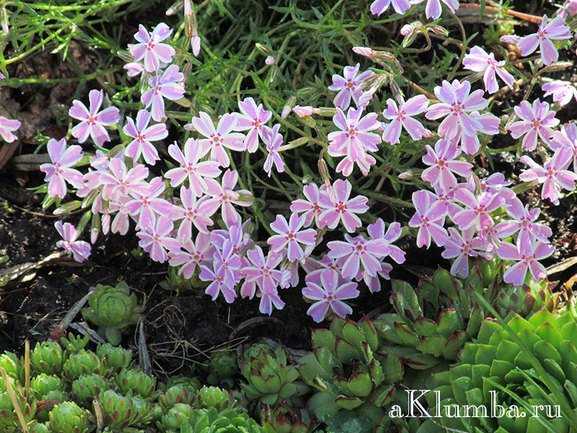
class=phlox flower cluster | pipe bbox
[39,3,577,323]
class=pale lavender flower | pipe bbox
[408,190,448,248]
[367,219,406,264]
[303,269,359,323]
[422,139,473,192]
[508,99,559,151]
[319,179,369,233]
[137,216,179,263]
[204,169,253,227]
[328,108,381,176]
[452,188,504,231]
[549,122,577,169]
[292,106,320,118]
[241,246,285,315]
[165,139,221,193]
[129,23,175,72]
[441,228,486,278]
[495,197,552,246]
[497,239,554,286]
[55,221,91,263]
[290,183,328,228]
[268,213,317,262]
[123,62,144,78]
[327,234,390,279]
[426,79,498,154]
[413,0,459,20]
[69,90,120,146]
[200,240,242,303]
[141,65,185,121]
[370,0,411,15]
[518,15,572,65]
[40,138,84,199]
[520,150,577,205]
[382,95,430,144]
[234,97,272,152]
[100,158,149,202]
[188,112,245,167]
[125,177,175,229]
[542,81,577,107]
[124,109,168,166]
[328,64,374,109]
[262,124,285,176]
[169,232,213,278]
[172,187,219,238]
[0,116,21,143]
[463,46,514,94]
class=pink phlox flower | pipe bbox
[110,198,131,236]
[290,183,328,228]
[431,183,463,220]
[40,138,84,199]
[463,46,514,94]
[303,255,343,285]
[69,89,120,146]
[188,112,246,167]
[520,149,577,205]
[234,97,272,152]
[262,124,285,177]
[549,122,577,170]
[497,238,554,286]
[204,169,253,227]
[124,109,168,165]
[508,99,559,151]
[441,227,487,278]
[413,0,459,20]
[123,62,144,78]
[518,15,572,65]
[426,79,498,154]
[328,108,381,176]
[319,179,369,233]
[408,190,448,248]
[327,233,391,280]
[267,213,317,262]
[125,176,175,229]
[136,216,179,263]
[165,139,221,193]
[495,197,552,246]
[141,65,185,121]
[172,187,219,239]
[200,239,242,303]
[129,23,175,72]
[169,232,213,279]
[241,246,285,315]
[367,219,406,264]
[328,64,374,109]
[370,0,411,15]
[422,138,473,191]
[0,116,21,143]
[382,95,430,144]
[279,261,300,289]
[476,173,513,197]
[452,187,504,231]
[302,269,360,323]
[542,81,577,107]
[100,157,149,202]
[211,222,254,259]
[55,221,92,263]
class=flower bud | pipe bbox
[292,106,319,118]
[352,46,376,60]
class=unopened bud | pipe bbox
[398,170,414,180]
[191,35,201,57]
[54,201,82,216]
[255,43,272,56]
[429,25,449,37]
[265,55,276,65]
[292,106,319,118]
[317,159,332,188]
[184,0,192,17]
[352,46,376,60]
[281,96,296,119]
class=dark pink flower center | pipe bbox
[450,103,464,115]
[286,231,296,241]
[346,126,358,139]
[345,80,355,90]
[336,201,347,213]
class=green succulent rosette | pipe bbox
[96,343,133,371]
[82,282,142,345]
[31,341,64,375]
[72,374,108,403]
[116,368,156,398]
[63,350,102,380]
[48,401,90,433]
[241,342,307,406]
[421,306,577,433]
[207,351,239,387]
